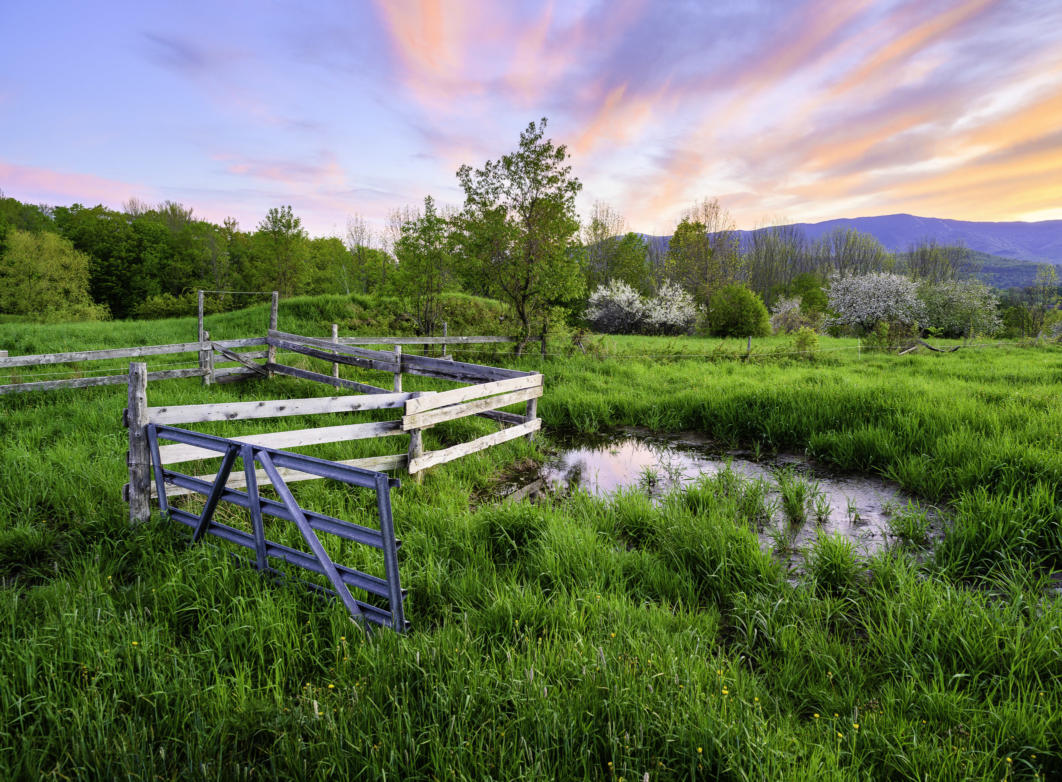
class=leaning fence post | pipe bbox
[126,362,151,524]
[331,323,340,378]
[442,321,448,358]
[406,390,423,485]
[393,345,402,392]
[267,291,279,377]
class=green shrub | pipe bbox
[706,284,770,338]
[792,326,819,357]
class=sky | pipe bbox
[1,0,1061,238]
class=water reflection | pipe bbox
[539,428,936,558]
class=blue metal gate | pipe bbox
[146,424,407,632]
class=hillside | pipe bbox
[645,213,1062,288]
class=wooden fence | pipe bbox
[117,329,541,521]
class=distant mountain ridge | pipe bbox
[754,214,1062,265]
[644,213,1062,289]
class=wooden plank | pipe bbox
[148,391,413,425]
[214,350,268,362]
[409,418,541,473]
[153,453,408,498]
[477,409,528,426]
[405,373,542,414]
[269,330,397,362]
[400,353,528,383]
[336,335,518,346]
[213,337,269,349]
[267,363,391,394]
[157,420,403,464]
[270,339,399,373]
[0,340,210,369]
[0,367,208,395]
[402,386,542,430]
[212,343,267,375]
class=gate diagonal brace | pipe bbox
[145,424,407,633]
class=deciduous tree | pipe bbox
[455,118,583,353]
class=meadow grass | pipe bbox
[0,299,1059,780]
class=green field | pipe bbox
[1,298,1059,780]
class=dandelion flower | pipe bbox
[813,714,820,719]
[697,748,702,754]
[328,684,335,689]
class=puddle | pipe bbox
[525,428,939,563]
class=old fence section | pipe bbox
[122,330,542,513]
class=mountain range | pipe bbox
[648,213,1062,289]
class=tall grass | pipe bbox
[0,299,1059,779]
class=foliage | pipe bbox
[827,272,922,333]
[253,205,309,297]
[900,239,970,282]
[390,196,456,336]
[770,297,821,334]
[665,199,741,307]
[792,326,819,357]
[455,118,584,351]
[0,229,108,321]
[918,279,1001,338]
[706,283,770,337]
[790,273,829,314]
[580,202,651,294]
[862,319,918,351]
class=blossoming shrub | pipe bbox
[642,280,698,335]
[585,279,698,335]
[706,284,770,338]
[827,272,922,333]
[584,279,646,334]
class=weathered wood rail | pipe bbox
[0,338,267,395]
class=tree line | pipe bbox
[2,118,1059,343]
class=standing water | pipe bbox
[531,428,937,558]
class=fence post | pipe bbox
[0,350,7,359]
[204,330,214,385]
[267,291,279,377]
[331,323,340,378]
[393,345,402,392]
[126,362,151,524]
[525,396,538,441]
[442,321,448,358]
[198,290,209,386]
[406,390,423,485]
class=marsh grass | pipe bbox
[1,300,1060,779]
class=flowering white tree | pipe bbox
[643,280,698,334]
[827,272,922,332]
[585,279,646,333]
[918,279,1001,337]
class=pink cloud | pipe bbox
[0,160,149,207]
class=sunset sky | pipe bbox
[2,0,1061,237]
